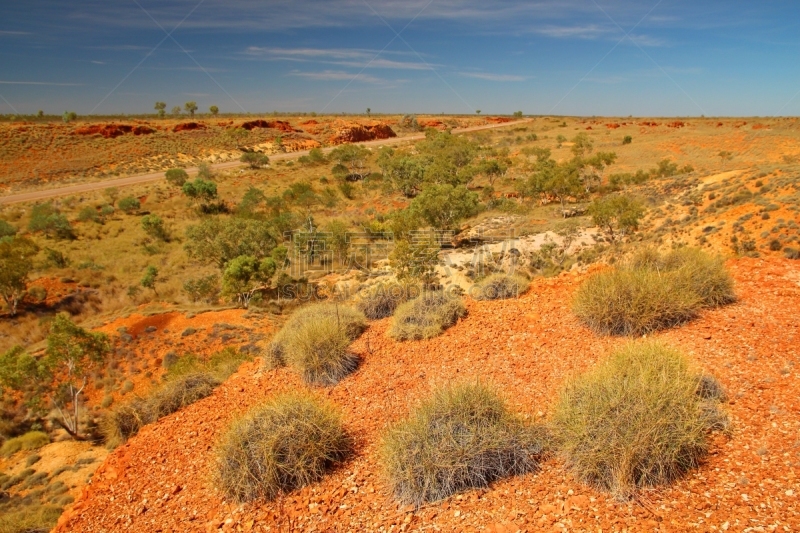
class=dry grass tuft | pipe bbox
[573,247,735,335]
[0,431,49,457]
[551,341,727,499]
[381,382,546,506]
[389,292,467,341]
[102,373,220,447]
[357,282,420,319]
[268,303,366,385]
[214,393,349,502]
[471,274,530,301]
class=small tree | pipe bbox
[0,220,17,238]
[104,187,120,206]
[118,196,141,214]
[44,314,110,439]
[209,105,219,116]
[62,111,77,123]
[410,184,480,231]
[240,152,270,169]
[0,236,39,315]
[0,346,42,392]
[184,101,198,117]
[171,106,182,116]
[28,203,74,240]
[221,254,278,308]
[623,135,632,145]
[141,214,169,241]
[366,107,371,117]
[182,179,218,207]
[165,168,189,187]
[589,194,645,242]
[329,144,370,181]
[513,111,523,118]
[476,110,481,115]
[140,265,159,295]
[389,238,440,285]
[154,101,167,118]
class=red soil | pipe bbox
[73,124,155,138]
[486,117,512,124]
[330,123,397,144]
[56,258,800,532]
[419,120,448,130]
[173,122,207,133]
[240,120,298,133]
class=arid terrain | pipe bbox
[0,113,799,533]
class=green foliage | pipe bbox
[389,238,440,284]
[282,181,320,212]
[240,152,270,169]
[214,393,349,502]
[573,248,736,335]
[44,247,69,268]
[184,217,278,269]
[589,194,645,241]
[623,135,632,145]
[62,111,77,123]
[0,236,39,315]
[0,220,17,238]
[472,274,529,300]
[45,314,110,372]
[154,101,167,118]
[552,341,726,499]
[28,203,74,239]
[0,346,42,391]
[410,184,480,230]
[390,291,466,341]
[182,178,218,206]
[141,214,169,241]
[182,274,219,303]
[209,105,219,115]
[221,254,278,307]
[140,265,159,294]
[117,196,141,214]
[165,168,189,187]
[323,219,350,258]
[184,101,198,116]
[381,382,544,506]
[652,159,679,178]
[513,111,523,118]
[329,144,371,180]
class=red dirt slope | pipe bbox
[56,258,800,532]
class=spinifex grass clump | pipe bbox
[357,282,420,320]
[381,382,546,506]
[573,247,735,335]
[472,273,530,301]
[389,291,466,341]
[552,341,728,499]
[215,393,349,502]
[267,303,367,385]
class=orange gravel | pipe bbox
[56,258,800,532]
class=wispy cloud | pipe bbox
[287,70,385,83]
[0,30,30,36]
[536,24,610,39]
[244,47,434,70]
[0,81,83,86]
[460,72,528,82]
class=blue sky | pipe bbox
[1,0,799,116]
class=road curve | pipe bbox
[0,119,530,205]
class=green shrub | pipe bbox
[471,274,529,301]
[77,206,100,223]
[0,431,49,457]
[27,203,74,239]
[552,341,727,499]
[165,168,189,187]
[118,196,141,213]
[356,282,420,319]
[573,248,735,335]
[389,291,467,341]
[215,393,349,502]
[381,382,545,506]
[269,303,366,360]
[0,219,17,238]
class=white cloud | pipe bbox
[287,70,385,83]
[0,81,83,86]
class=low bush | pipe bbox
[551,341,727,499]
[102,373,222,447]
[0,504,64,533]
[0,431,49,457]
[381,382,545,506]
[573,248,735,335]
[356,282,420,319]
[268,304,366,385]
[471,274,529,301]
[215,393,349,502]
[389,291,466,341]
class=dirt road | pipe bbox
[0,119,529,205]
